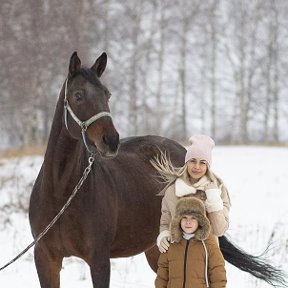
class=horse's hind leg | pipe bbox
[144,245,160,273]
[34,244,63,288]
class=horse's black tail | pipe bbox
[219,235,287,287]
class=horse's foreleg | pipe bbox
[89,252,111,288]
[34,244,63,288]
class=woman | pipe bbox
[151,134,231,253]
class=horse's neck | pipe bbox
[43,91,85,187]
[42,88,93,189]
[44,129,81,184]
[44,89,71,160]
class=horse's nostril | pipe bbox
[103,135,109,146]
[103,134,119,151]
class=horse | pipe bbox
[29,52,286,288]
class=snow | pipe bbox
[0,146,288,287]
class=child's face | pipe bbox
[180,215,199,234]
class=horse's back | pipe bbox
[119,135,186,161]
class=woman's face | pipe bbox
[180,215,199,234]
[187,158,208,181]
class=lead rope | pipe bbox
[0,155,95,272]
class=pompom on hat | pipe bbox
[185,134,215,166]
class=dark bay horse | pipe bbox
[29,52,286,288]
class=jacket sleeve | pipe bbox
[207,238,227,288]
[155,253,169,288]
[159,185,174,234]
[207,184,231,236]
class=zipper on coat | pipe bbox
[182,240,190,288]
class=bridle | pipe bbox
[63,78,112,154]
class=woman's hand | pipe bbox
[157,230,171,253]
[204,181,223,212]
[159,236,170,253]
[204,180,218,191]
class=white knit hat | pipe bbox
[185,134,215,166]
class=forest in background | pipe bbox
[1,0,288,150]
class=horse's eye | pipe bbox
[74,92,83,102]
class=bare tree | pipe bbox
[128,1,143,135]
[155,1,166,134]
[262,0,281,143]
[240,0,264,143]
[176,0,201,140]
[138,0,159,134]
[271,0,280,143]
[209,0,219,139]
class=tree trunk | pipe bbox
[271,0,279,143]
[210,0,218,139]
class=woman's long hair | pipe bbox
[150,150,218,196]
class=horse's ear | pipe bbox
[69,51,81,77]
[91,52,107,77]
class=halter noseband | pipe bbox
[63,79,112,154]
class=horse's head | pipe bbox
[63,52,119,158]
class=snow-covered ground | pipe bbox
[0,146,288,287]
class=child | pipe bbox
[151,134,231,253]
[155,197,227,288]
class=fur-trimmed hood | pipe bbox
[171,197,211,242]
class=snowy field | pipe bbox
[0,146,288,287]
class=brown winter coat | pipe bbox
[155,235,227,288]
[159,171,231,237]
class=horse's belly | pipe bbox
[110,208,161,257]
